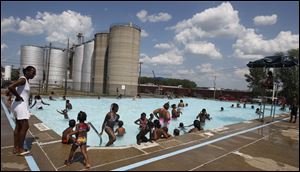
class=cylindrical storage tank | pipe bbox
[81,40,94,92]
[107,23,141,96]
[92,33,109,94]
[72,44,84,91]
[48,48,67,87]
[4,65,12,80]
[20,45,44,85]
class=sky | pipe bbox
[1,1,299,90]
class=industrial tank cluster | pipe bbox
[20,23,141,96]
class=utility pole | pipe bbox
[138,62,143,94]
[64,38,69,96]
[213,75,216,99]
[45,43,51,94]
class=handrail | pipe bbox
[88,122,102,146]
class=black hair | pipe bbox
[154,119,161,128]
[171,104,176,108]
[141,112,146,117]
[267,71,273,76]
[193,120,201,130]
[179,122,184,128]
[118,120,124,127]
[77,111,87,122]
[164,102,170,109]
[69,119,76,127]
[111,103,119,112]
[173,129,180,136]
[22,66,36,75]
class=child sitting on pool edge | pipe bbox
[62,119,76,144]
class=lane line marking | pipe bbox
[112,118,288,171]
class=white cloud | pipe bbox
[233,29,299,59]
[196,63,215,74]
[185,41,222,59]
[1,43,8,50]
[136,10,148,22]
[141,29,149,37]
[233,68,249,78]
[1,43,8,61]
[136,10,172,23]
[1,10,94,45]
[177,69,195,75]
[170,2,244,44]
[140,50,184,65]
[18,16,44,35]
[253,14,277,26]
[1,16,20,35]
[154,43,172,49]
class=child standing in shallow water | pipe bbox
[65,111,91,168]
[115,120,126,136]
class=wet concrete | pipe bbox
[1,97,299,171]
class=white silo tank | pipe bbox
[107,23,141,96]
[20,45,44,85]
[48,48,67,87]
[4,65,12,80]
[93,33,109,95]
[81,40,94,92]
[72,44,84,90]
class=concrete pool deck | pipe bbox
[1,99,299,171]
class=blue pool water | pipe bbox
[30,97,282,147]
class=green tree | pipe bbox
[244,49,299,102]
[276,49,299,103]
[244,68,265,96]
[139,76,197,88]
[11,68,20,81]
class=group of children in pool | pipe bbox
[60,100,212,168]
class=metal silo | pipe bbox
[20,45,44,85]
[47,48,67,87]
[4,65,12,81]
[107,23,141,96]
[81,40,94,92]
[92,33,109,94]
[72,44,84,90]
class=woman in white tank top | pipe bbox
[8,66,36,155]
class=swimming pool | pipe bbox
[30,97,282,147]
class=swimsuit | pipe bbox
[75,123,89,146]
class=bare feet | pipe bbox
[85,163,91,168]
[64,160,71,166]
